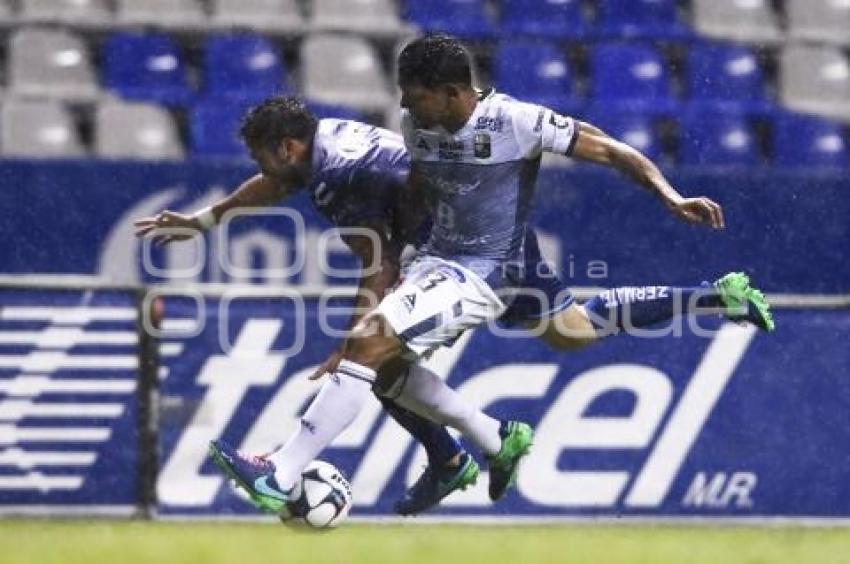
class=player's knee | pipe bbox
[372,356,410,398]
[539,305,598,352]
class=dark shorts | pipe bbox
[498,229,574,327]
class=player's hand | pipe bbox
[133,210,201,246]
[310,349,344,380]
[667,197,725,229]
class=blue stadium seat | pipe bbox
[204,34,287,101]
[307,102,367,122]
[596,0,691,39]
[103,32,193,107]
[493,41,580,114]
[773,113,849,168]
[404,0,495,40]
[190,99,254,157]
[687,42,772,115]
[500,0,587,40]
[584,111,662,161]
[590,43,678,115]
[679,111,760,166]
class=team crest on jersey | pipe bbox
[415,136,429,151]
[473,133,491,159]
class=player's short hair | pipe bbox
[398,33,472,89]
[239,96,318,149]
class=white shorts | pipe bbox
[375,255,507,358]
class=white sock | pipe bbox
[269,359,375,489]
[390,363,502,456]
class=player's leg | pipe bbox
[210,317,403,513]
[210,256,527,510]
[540,272,774,350]
[378,362,532,501]
[377,359,479,515]
[369,256,533,501]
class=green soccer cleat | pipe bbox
[487,420,534,501]
[394,452,480,516]
[715,272,775,332]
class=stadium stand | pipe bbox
[209,0,304,33]
[102,32,194,107]
[0,1,12,24]
[780,44,850,122]
[493,40,580,114]
[203,34,287,101]
[786,0,850,46]
[595,0,691,40]
[692,0,783,44]
[301,33,393,113]
[686,42,772,115]
[115,0,206,30]
[95,99,185,160]
[1,99,85,157]
[0,0,844,166]
[8,27,99,101]
[190,98,256,158]
[773,112,849,168]
[19,0,112,27]
[590,42,678,115]
[679,109,760,166]
[311,0,409,37]
[499,0,588,40]
[404,0,496,40]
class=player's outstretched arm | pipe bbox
[133,173,292,245]
[571,121,725,229]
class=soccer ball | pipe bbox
[281,460,352,529]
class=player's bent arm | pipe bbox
[343,226,402,331]
[570,121,725,228]
[571,121,683,207]
[309,226,402,379]
[391,165,431,245]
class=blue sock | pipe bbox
[378,397,463,467]
[583,283,722,335]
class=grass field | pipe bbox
[2,520,850,564]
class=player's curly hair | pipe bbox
[397,33,472,89]
[239,96,318,149]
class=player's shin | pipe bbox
[378,397,464,467]
[383,363,502,456]
[583,284,721,335]
[268,359,376,489]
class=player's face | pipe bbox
[250,141,308,185]
[399,82,451,129]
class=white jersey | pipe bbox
[401,88,579,265]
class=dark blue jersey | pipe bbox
[304,119,411,236]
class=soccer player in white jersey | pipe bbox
[208,35,774,516]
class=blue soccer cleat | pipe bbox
[209,439,291,514]
[394,452,480,516]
